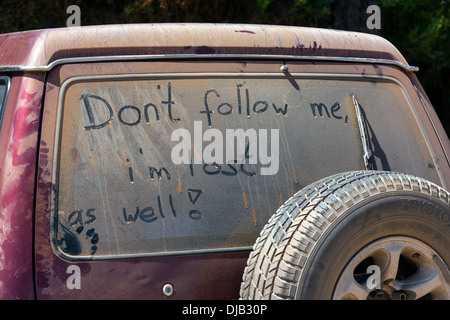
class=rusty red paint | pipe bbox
[0,76,43,299]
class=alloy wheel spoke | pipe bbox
[379,243,404,287]
[334,275,372,300]
[394,270,446,299]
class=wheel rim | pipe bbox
[333,236,450,300]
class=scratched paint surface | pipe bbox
[0,77,43,299]
[54,75,439,259]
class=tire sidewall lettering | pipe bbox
[298,194,449,299]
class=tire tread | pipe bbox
[239,170,450,300]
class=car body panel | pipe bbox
[0,24,448,299]
[0,75,44,299]
[0,24,411,69]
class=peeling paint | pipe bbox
[292,166,298,184]
[251,209,258,226]
[177,179,183,194]
[235,30,256,35]
[242,191,249,209]
[0,76,44,299]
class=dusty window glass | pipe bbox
[0,76,10,131]
[53,74,438,260]
[350,79,442,186]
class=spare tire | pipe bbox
[240,171,450,300]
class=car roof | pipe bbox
[0,23,416,72]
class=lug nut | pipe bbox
[391,291,407,300]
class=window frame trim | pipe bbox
[0,75,11,132]
[51,71,442,262]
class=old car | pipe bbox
[0,23,448,300]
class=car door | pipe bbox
[34,57,445,299]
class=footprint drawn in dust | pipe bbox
[75,225,99,255]
[62,208,100,256]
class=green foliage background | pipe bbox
[0,0,448,133]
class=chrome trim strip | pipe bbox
[0,76,11,131]
[54,245,254,262]
[0,54,419,72]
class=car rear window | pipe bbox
[52,73,440,260]
[0,76,10,131]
